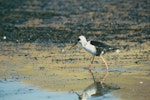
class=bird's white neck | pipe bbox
[82,41,87,47]
[80,40,88,47]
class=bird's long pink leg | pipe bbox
[88,56,95,69]
[100,55,109,84]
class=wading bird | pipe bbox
[70,35,119,83]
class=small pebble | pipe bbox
[116,49,120,53]
[3,36,6,40]
[139,81,143,84]
[62,49,65,53]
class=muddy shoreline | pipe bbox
[0,42,150,100]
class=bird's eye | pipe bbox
[78,38,80,41]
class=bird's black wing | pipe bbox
[90,41,112,49]
[90,41,117,55]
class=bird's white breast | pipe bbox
[83,41,97,55]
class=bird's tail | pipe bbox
[106,47,120,54]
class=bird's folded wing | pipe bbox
[90,41,112,49]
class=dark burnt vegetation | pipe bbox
[0,0,149,45]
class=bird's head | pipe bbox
[78,35,87,44]
[70,35,87,49]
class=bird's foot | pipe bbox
[100,79,105,88]
[100,78,105,84]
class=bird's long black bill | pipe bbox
[69,42,78,50]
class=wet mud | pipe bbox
[0,42,149,100]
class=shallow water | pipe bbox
[81,67,146,73]
[0,79,77,100]
[0,79,119,100]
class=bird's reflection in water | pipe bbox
[73,69,120,100]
